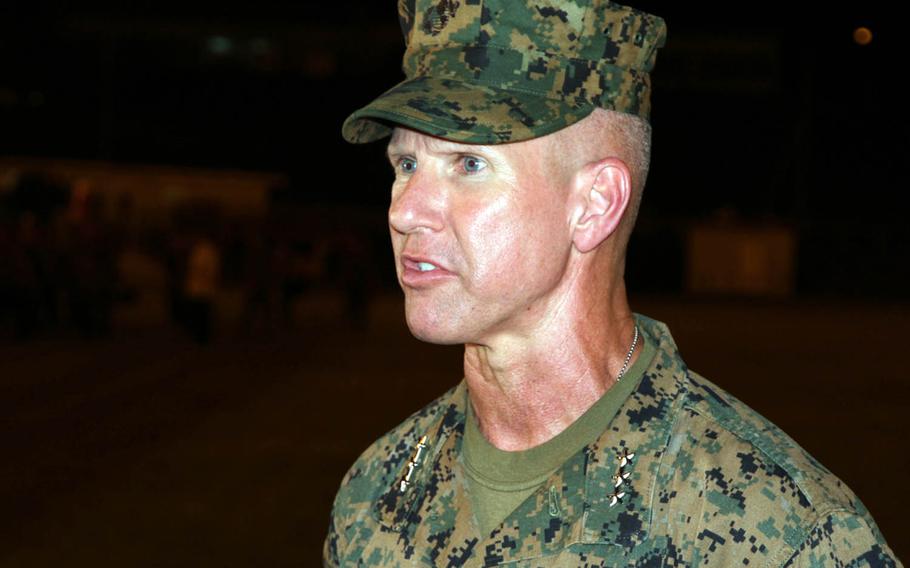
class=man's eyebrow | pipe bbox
[386,145,405,162]
[385,150,397,166]
[430,140,492,154]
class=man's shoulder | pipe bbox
[639,314,862,516]
[668,370,891,561]
[679,371,855,512]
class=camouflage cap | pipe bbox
[342,0,667,145]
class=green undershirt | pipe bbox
[462,335,656,535]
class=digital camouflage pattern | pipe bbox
[324,315,901,567]
[342,0,666,144]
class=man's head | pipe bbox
[386,107,650,344]
[343,0,664,344]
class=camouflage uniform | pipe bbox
[324,315,900,567]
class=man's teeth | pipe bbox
[417,262,437,272]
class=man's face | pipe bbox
[387,128,575,345]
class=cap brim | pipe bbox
[342,76,594,145]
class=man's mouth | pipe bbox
[400,256,453,285]
[402,256,445,273]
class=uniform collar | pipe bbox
[578,315,689,550]
[374,315,690,564]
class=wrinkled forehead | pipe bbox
[388,127,495,155]
[387,125,564,162]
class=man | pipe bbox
[325,1,901,566]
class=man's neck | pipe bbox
[463,283,640,452]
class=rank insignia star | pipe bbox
[612,470,631,487]
[609,490,626,507]
[618,448,635,467]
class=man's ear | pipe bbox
[571,157,632,253]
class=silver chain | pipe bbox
[616,325,640,381]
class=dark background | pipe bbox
[2,1,907,295]
[1,1,907,565]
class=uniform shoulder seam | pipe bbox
[680,371,854,517]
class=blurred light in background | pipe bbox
[207,35,233,56]
[853,26,873,46]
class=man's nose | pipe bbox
[388,171,445,235]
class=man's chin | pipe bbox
[404,315,466,346]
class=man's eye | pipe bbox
[462,155,486,174]
[398,157,417,174]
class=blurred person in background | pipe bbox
[66,191,116,338]
[2,173,69,339]
[182,232,220,344]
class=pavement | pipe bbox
[1,293,907,566]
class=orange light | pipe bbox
[853,27,873,46]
